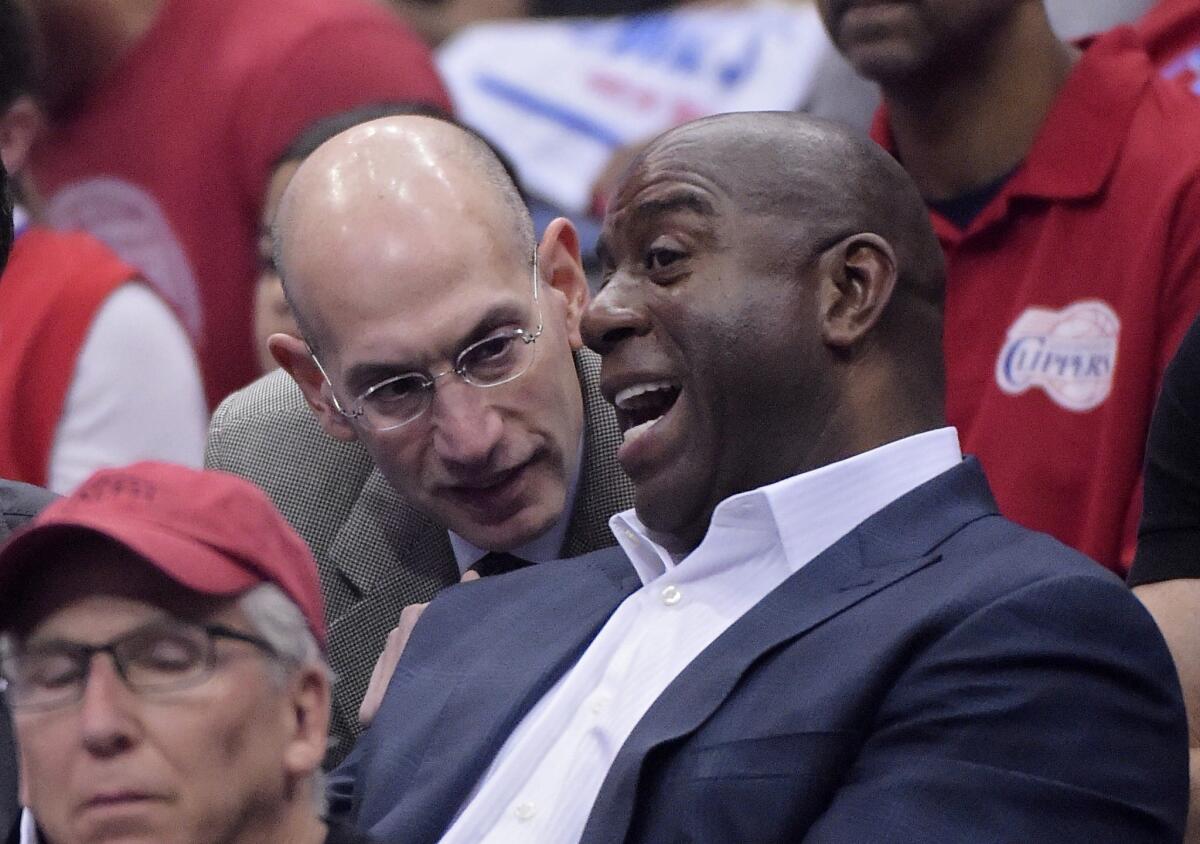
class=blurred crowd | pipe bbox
[2,0,1200,841]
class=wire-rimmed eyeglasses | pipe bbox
[311,252,544,432]
[0,619,278,712]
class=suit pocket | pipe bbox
[687,730,860,781]
[633,731,861,843]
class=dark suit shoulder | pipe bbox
[935,510,1128,599]
[404,546,634,665]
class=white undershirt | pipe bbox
[439,427,963,843]
[47,284,208,493]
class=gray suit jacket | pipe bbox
[206,349,633,762]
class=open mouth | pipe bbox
[614,380,681,444]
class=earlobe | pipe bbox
[269,333,359,442]
[538,218,592,350]
[817,234,899,349]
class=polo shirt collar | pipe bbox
[871,27,1153,210]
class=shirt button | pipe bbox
[590,695,608,714]
[514,802,537,821]
[661,585,682,606]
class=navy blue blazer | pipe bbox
[331,459,1188,842]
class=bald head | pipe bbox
[634,111,944,308]
[274,115,534,351]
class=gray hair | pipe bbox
[237,583,333,815]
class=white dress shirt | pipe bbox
[48,283,208,494]
[439,428,963,843]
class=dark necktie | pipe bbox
[469,551,535,578]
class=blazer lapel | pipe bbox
[580,459,1000,843]
[373,548,641,840]
[325,470,459,747]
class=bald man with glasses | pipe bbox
[211,115,633,762]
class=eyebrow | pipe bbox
[342,299,529,393]
[634,191,716,220]
[597,190,718,267]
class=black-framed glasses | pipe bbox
[311,252,544,432]
[0,619,277,711]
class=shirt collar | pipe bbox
[871,27,1152,212]
[611,427,963,586]
[449,435,585,575]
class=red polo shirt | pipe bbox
[871,26,1200,572]
[1140,0,1200,87]
[30,0,452,407]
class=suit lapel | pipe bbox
[580,459,1000,843]
[378,548,641,840]
[561,349,635,558]
[326,470,459,746]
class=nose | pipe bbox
[429,378,505,474]
[78,654,139,758]
[581,275,649,356]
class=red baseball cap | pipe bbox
[0,462,327,649]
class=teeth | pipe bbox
[615,380,676,410]
[622,418,660,444]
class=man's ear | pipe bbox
[815,233,899,349]
[536,217,591,350]
[281,665,332,784]
[0,96,42,176]
[269,333,358,442]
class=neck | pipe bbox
[40,0,166,118]
[235,806,327,844]
[220,779,329,844]
[882,7,1078,201]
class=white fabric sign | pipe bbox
[437,3,831,214]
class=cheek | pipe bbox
[147,685,289,817]
[363,433,430,497]
[14,719,72,804]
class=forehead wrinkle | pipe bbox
[608,169,724,243]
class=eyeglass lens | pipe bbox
[3,621,247,710]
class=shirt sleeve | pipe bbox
[231,13,453,210]
[48,284,209,494]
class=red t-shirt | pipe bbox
[0,228,137,487]
[1139,0,1200,86]
[871,27,1200,573]
[30,0,452,407]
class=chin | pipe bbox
[840,43,930,85]
[456,505,558,552]
[633,491,707,553]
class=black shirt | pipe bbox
[1128,312,1200,586]
[325,820,376,844]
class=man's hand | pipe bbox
[358,570,480,728]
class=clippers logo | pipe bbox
[995,300,1119,412]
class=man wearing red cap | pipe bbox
[0,462,368,844]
